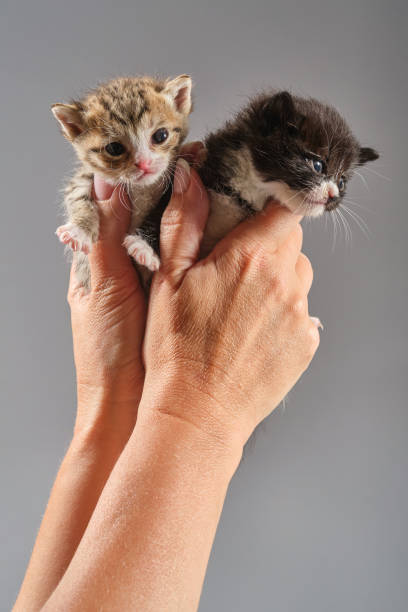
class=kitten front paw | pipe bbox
[56,223,93,254]
[310,316,324,330]
[123,234,160,272]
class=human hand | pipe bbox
[68,175,146,437]
[142,158,320,450]
[68,142,213,437]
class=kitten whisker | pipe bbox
[343,197,372,213]
[362,167,391,181]
[108,184,124,221]
[341,204,371,238]
[330,208,340,251]
[337,207,352,245]
[353,170,370,191]
[189,171,205,201]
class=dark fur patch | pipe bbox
[136,103,149,123]
[99,97,111,112]
[199,91,379,211]
[109,110,128,127]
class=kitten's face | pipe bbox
[52,75,192,188]
[247,92,379,216]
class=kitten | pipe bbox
[52,83,379,289]
[197,91,379,255]
[52,75,192,287]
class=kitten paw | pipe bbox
[56,223,92,254]
[123,234,160,272]
[310,316,324,330]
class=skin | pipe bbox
[15,146,319,611]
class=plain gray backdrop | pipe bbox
[1,0,407,610]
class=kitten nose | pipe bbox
[135,159,151,172]
[327,185,338,199]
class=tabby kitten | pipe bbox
[52,75,192,286]
[197,91,379,255]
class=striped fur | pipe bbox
[52,74,192,287]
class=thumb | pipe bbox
[159,159,209,285]
[88,175,137,289]
[92,174,131,242]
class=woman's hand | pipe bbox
[14,176,149,612]
[142,158,320,449]
[33,156,320,612]
[69,175,146,437]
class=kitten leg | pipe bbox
[123,233,160,272]
[57,172,98,254]
[56,222,92,254]
[310,316,324,330]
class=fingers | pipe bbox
[159,159,210,286]
[216,200,303,259]
[295,253,313,293]
[88,175,138,290]
[92,175,131,242]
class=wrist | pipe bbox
[74,381,142,444]
[138,374,247,468]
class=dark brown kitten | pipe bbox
[196,91,378,253]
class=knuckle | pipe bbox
[288,293,307,316]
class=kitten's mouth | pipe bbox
[307,199,326,207]
[132,169,160,184]
[306,197,340,211]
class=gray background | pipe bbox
[1,0,407,610]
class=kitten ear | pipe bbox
[264,91,297,128]
[163,75,192,115]
[51,103,85,141]
[358,146,379,165]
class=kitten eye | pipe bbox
[105,142,126,156]
[152,128,169,144]
[312,159,323,173]
[339,177,345,191]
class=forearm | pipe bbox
[14,396,138,612]
[42,390,243,611]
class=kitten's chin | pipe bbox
[266,181,325,217]
[283,198,325,217]
[129,171,163,188]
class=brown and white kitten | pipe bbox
[52,75,192,286]
[197,91,379,255]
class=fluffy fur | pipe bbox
[52,74,192,287]
[198,91,379,253]
[52,83,379,288]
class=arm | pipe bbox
[42,159,319,611]
[14,177,146,611]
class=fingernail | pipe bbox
[173,158,191,194]
[94,174,115,200]
[311,316,324,330]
